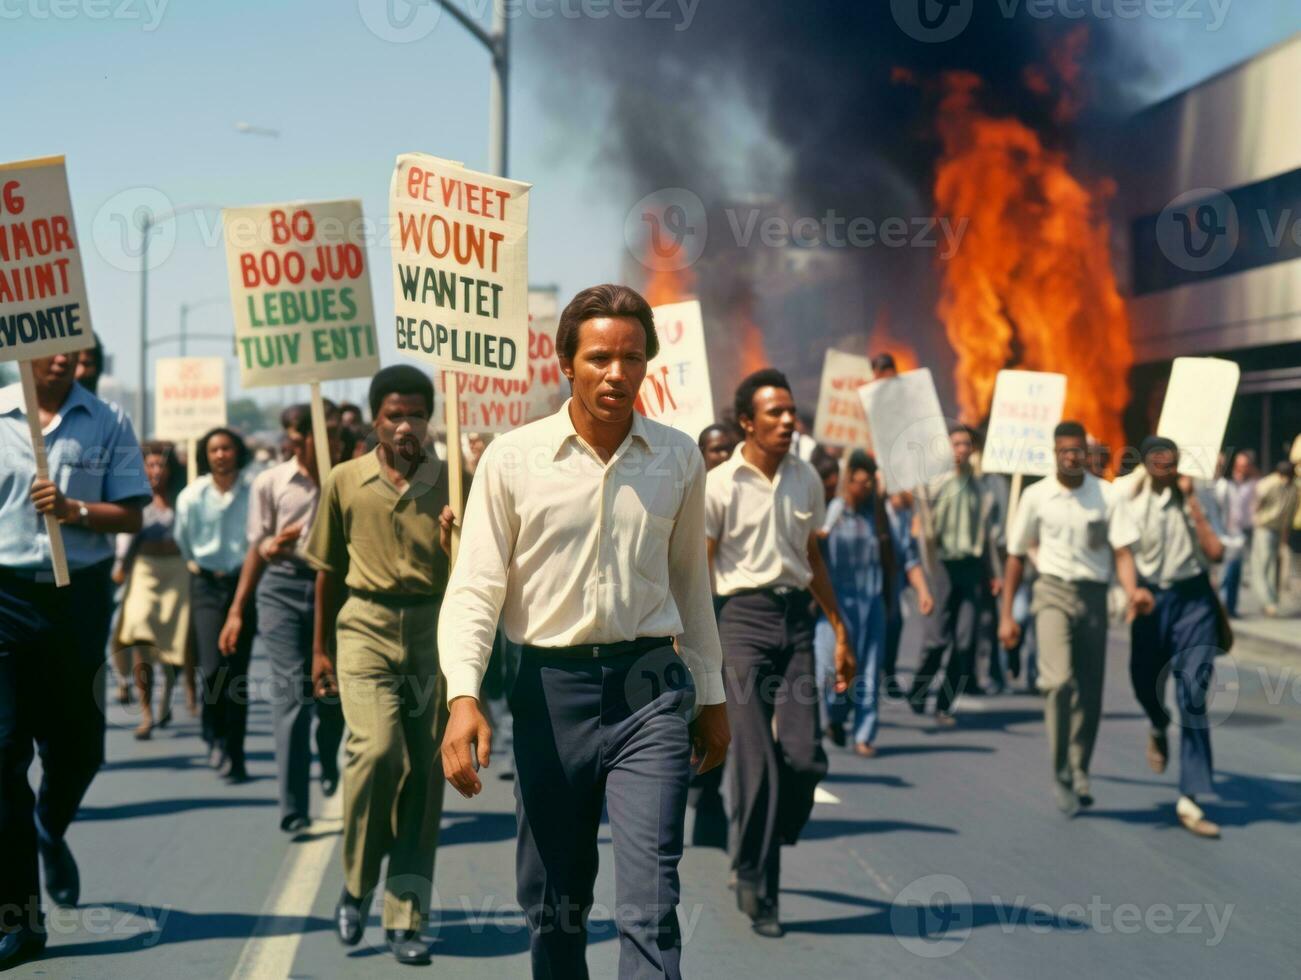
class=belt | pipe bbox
[0,558,112,586]
[1039,574,1108,591]
[266,562,318,581]
[523,636,673,660]
[348,588,442,608]
[726,586,808,599]
[1144,572,1213,596]
[196,567,238,582]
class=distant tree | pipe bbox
[227,397,269,434]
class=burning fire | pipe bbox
[932,37,1132,460]
[868,308,919,374]
[644,262,694,308]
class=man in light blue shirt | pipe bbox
[0,350,149,969]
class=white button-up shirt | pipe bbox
[1124,478,1224,588]
[438,402,724,706]
[1008,473,1138,584]
[704,447,826,595]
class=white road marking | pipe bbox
[847,847,892,897]
[229,791,344,980]
[813,786,842,805]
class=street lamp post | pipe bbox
[436,0,510,178]
[179,296,228,355]
[136,204,214,437]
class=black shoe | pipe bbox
[1078,792,1095,808]
[320,771,339,797]
[751,911,784,939]
[225,763,251,785]
[965,685,988,697]
[1054,784,1080,818]
[826,722,846,748]
[335,889,368,946]
[386,929,432,965]
[280,814,311,834]
[907,697,927,716]
[884,676,905,699]
[37,830,80,909]
[0,925,47,970]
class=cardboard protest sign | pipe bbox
[222,199,379,388]
[982,370,1067,476]
[1156,356,1240,481]
[390,153,531,380]
[859,367,953,493]
[439,288,566,433]
[813,350,874,449]
[635,299,713,438]
[0,157,92,364]
[153,357,226,441]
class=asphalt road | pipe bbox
[12,611,1301,979]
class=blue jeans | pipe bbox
[815,595,886,746]
[1218,536,1247,616]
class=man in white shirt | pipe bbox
[438,284,728,979]
[706,368,854,938]
[1125,436,1227,838]
[1000,421,1152,816]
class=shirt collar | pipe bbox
[0,379,94,419]
[730,443,798,484]
[545,399,652,459]
[359,445,445,499]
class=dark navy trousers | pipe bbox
[1129,574,1219,797]
[0,561,113,927]
[511,643,695,980]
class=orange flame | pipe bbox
[733,291,770,377]
[644,262,695,308]
[868,308,920,374]
[933,48,1131,459]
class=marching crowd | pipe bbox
[2,283,1299,975]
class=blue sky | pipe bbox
[4,1,1297,409]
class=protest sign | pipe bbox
[389,153,531,381]
[0,156,92,365]
[154,356,227,483]
[223,198,380,484]
[1,155,95,588]
[635,299,713,438]
[859,368,953,494]
[813,350,874,449]
[222,199,379,389]
[154,357,226,441]
[982,370,1067,476]
[439,288,566,433]
[1156,356,1240,481]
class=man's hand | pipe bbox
[218,614,243,657]
[1127,587,1156,622]
[258,522,303,561]
[30,478,73,522]
[438,505,457,557]
[690,703,730,774]
[990,578,1003,598]
[442,696,493,798]
[916,588,935,616]
[834,633,856,693]
[998,615,1022,650]
[311,647,338,699]
[1177,475,1195,498]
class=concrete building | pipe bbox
[1114,34,1301,467]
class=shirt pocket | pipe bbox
[611,485,676,587]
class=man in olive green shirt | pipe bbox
[908,423,998,724]
[305,365,454,967]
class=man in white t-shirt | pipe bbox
[999,421,1153,816]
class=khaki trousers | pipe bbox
[336,593,448,930]
[1032,576,1110,793]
